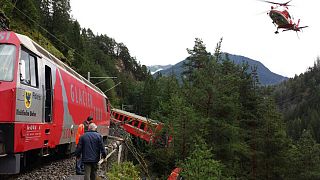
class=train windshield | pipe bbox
[0,44,15,81]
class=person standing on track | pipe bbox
[75,122,107,180]
[75,116,93,175]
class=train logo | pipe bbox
[24,90,32,108]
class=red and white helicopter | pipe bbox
[261,0,308,34]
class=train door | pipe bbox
[41,63,54,156]
[16,47,42,123]
[44,65,52,123]
[16,46,44,159]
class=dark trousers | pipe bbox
[84,162,98,180]
[76,156,84,174]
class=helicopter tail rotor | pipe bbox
[297,26,309,31]
[293,19,308,31]
[296,19,300,27]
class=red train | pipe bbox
[111,108,171,145]
[0,31,111,174]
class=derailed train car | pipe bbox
[111,108,172,146]
[0,31,111,174]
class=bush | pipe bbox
[106,162,140,180]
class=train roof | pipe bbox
[15,32,106,97]
[112,108,161,125]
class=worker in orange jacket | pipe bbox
[75,116,93,175]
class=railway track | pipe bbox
[1,155,76,180]
[0,136,126,180]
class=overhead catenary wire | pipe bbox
[3,0,120,93]
[3,0,77,57]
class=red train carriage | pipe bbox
[111,108,171,145]
[0,31,111,174]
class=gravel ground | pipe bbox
[7,156,110,180]
[0,127,128,180]
[6,156,79,180]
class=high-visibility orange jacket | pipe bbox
[76,124,85,145]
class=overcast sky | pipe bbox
[70,0,320,77]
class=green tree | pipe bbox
[180,138,224,180]
[296,130,320,179]
[50,0,72,56]
[285,130,320,179]
[253,97,290,179]
[13,0,40,28]
[182,38,210,82]
[38,0,53,34]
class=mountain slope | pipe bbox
[152,53,288,85]
[147,65,173,74]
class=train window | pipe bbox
[134,120,140,127]
[0,45,15,81]
[20,48,38,87]
[140,123,145,130]
[20,50,30,84]
[115,113,119,119]
[148,125,154,133]
[30,56,38,87]
[119,115,123,121]
[124,116,129,122]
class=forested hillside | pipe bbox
[154,53,288,85]
[2,1,320,179]
[1,0,149,105]
[274,58,320,142]
[135,38,320,179]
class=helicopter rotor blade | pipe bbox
[298,26,308,29]
[258,0,281,5]
[283,0,293,6]
[258,0,292,6]
[255,10,270,15]
[296,31,300,39]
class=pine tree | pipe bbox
[13,0,40,28]
[285,130,320,179]
[180,137,224,180]
[182,38,210,82]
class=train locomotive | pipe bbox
[0,31,110,174]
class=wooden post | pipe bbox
[117,144,122,164]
